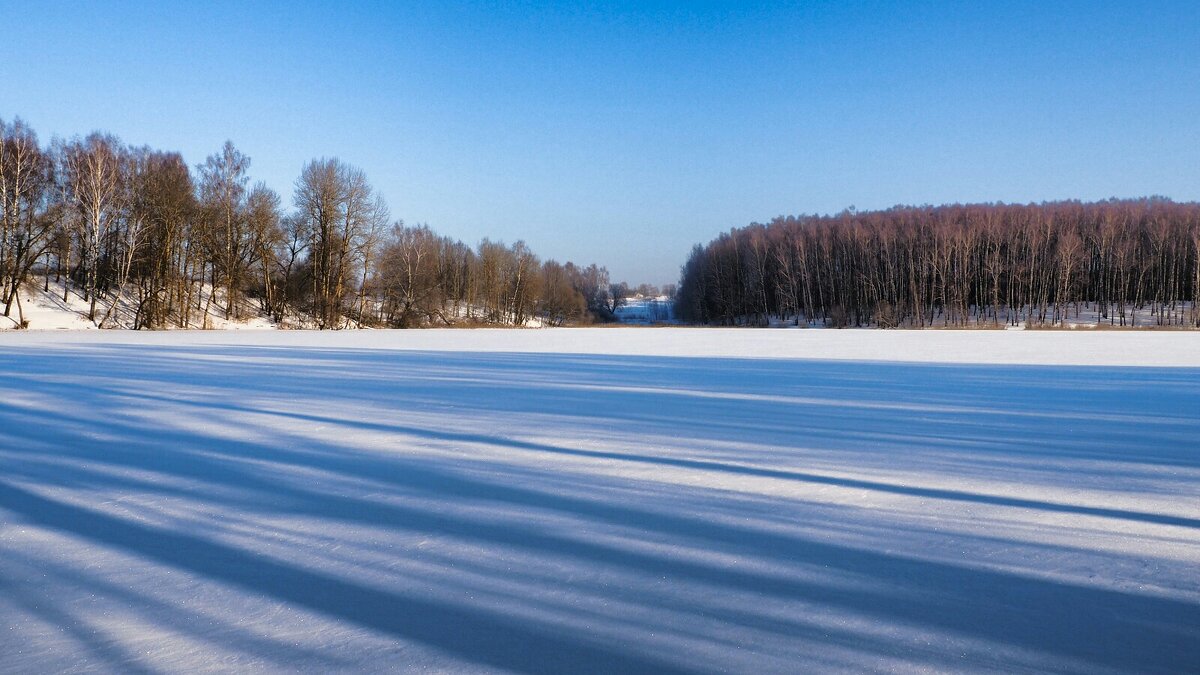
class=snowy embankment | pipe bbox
[1,329,1197,673]
[0,280,277,330]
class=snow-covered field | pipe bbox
[1,329,1198,673]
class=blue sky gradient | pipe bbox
[3,1,1198,284]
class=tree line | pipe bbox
[677,200,1200,327]
[0,117,632,329]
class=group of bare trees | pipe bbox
[678,199,1200,328]
[369,229,626,327]
[0,119,57,323]
[0,117,629,329]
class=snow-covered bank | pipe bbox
[1,331,1197,672]
[0,280,278,331]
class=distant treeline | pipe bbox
[0,117,636,329]
[677,199,1200,327]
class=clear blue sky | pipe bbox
[4,1,1198,285]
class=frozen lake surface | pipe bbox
[1,329,1198,673]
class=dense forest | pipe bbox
[0,118,635,329]
[678,200,1200,328]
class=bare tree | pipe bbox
[197,141,251,320]
[539,260,587,325]
[130,151,195,329]
[245,182,283,320]
[607,281,630,314]
[294,158,381,328]
[61,133,124,322]
[0,118,57,325]
[377,223,444,326]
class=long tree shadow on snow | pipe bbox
[0,343,1197,673]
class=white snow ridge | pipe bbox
[1,329,1198,673]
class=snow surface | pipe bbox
[0,281,98,330]
[1,329,1198,673]
[0,280,278,331]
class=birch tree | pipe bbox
[61,133,124,322]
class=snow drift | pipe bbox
[1,329,1197,673]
